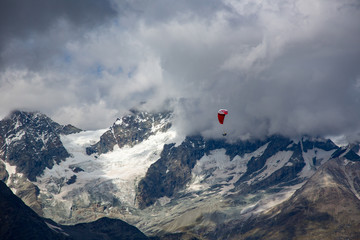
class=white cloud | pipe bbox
[0,0,360,140]
[53,101,119,130]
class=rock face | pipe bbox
[0,110,81,181]
[0,110,82,216]
[136,135,338,209]
[234,136,338,194]
[7,175,43,216]
[0,180,149,240]
[211,152,360,240]
[86,109,172,155]
[136,136,264,209]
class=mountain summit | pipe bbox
[0,110,81,181]
[86,109,172,155]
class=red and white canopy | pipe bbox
[217,109,228,124]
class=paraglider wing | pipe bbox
[218,109,228,124]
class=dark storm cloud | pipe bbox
[0,0,116,69]
[0,0,360,141]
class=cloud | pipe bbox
[0,0,360,140]
[0,0,116,69]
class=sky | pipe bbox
[0,0,360,141]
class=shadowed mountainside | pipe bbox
[0,180,149,240]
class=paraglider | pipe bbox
[218,109,228,136]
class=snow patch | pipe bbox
[188,143,269,194]
[5,130,26,145]
[114,118,123,125]
[248,151,293,184]
[157,196,171,206]
[4,161,17,176]
[300,148,336,179]
[14,119,23,129]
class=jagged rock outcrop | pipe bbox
[86,109,172,155]
[0,110,81,181]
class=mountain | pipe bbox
[0,110,81,181]
[2,109,360,239]
[0,180,149,240]
[86,109,172,155]
[211,152,360,240]
[0,110,82,215]
[135,135,340,239]
[136,135,338,210]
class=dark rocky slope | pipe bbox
[0,180,149,240]
[0,180,69,240]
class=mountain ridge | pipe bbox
[1,109,360,239]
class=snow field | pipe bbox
[300,147,337,179]
[188,143,269,194]
[36,128,178,207]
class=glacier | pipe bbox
[35,127,179,223]
[33,129,337,237]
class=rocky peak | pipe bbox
[300,136,339,152]
[86,109,172,155]
[0,110,81,181]
[331,142,360,162]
